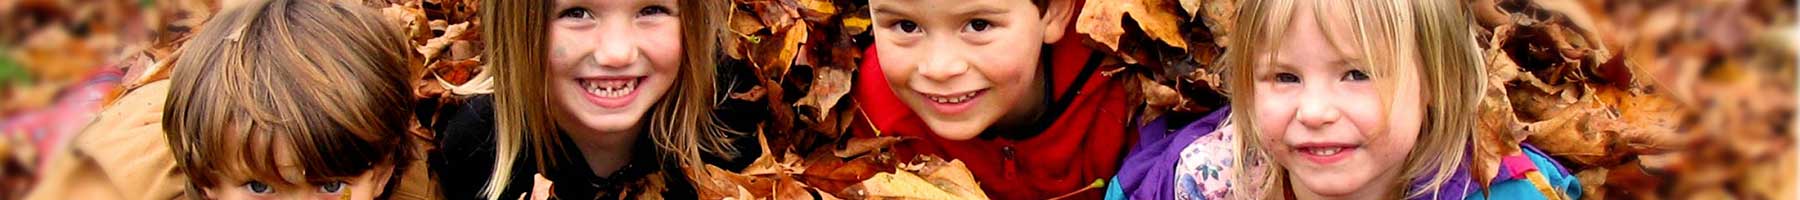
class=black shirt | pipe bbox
[429,95,697,200]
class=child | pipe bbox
[429,0,745,199]
[857,0,1133,198]
[1218,0,1579,199]
[160,0,423,199]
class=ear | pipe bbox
[1040,0,1078,44]
[370,164,397,197]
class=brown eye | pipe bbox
[965,19,992,32]
[894,20,921,33]
[558,8,593,19]
[638,6,672,17]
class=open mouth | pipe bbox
[921,89,984,104]
[580,77,639,98]
[1293,143,1360,164]
[576,77,643,108]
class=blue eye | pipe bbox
[318,181,347,194]
[1342,69,1369,81]
[1274,73,1300,83]
[243,181,274,194]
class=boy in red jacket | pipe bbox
[856,0,1133,198]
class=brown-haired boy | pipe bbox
[854,0,1134,198]
[159,0,424,199]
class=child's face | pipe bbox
[202,141,394,200]
[546,0,683,134]
[1251,1,1424,198]
[871,0,1053,140]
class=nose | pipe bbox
[917,39,970,81]
[592,23,637,68]
[1296,86,1341,128]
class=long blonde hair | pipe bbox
[479,0,735,198]
[1224,0,1482,199]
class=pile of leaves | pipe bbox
[1078,0,1797,199]
[1470,0,1796,199]
[692,0,999,198]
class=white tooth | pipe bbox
[1309,147,1341,156]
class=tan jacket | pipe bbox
[24,80,186,200]
[23,80,441,200]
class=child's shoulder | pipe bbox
[1467,143,1582,200]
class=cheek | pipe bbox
[876,47,914,89]
[645,24,683,73]
[547,28,588,72]
[972,38,1040,95]
[1252,85,1295,142]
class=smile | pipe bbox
[580,78,638,98]
[921,90,984,104]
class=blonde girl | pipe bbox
[430,0,741,199]
[1220,0,1525,199]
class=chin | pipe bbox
[922,120,985,141]
[577,114,644,133]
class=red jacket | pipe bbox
[851,28,1135,199]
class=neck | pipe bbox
[1288,173,1400,200]
[984,66,1052,139]
[563,127,639,177]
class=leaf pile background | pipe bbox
[1086,0,1799,199]
[0,0,1795,199]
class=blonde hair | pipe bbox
[479,0,735,198]
[1224,0,1482,199]
[162,0,415,197]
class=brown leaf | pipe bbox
[754,22,808,83]
[1075,0,1189,51]
[795,67,851,122]
[730,85,768,102]
[832,136,903,158]
[852,157,989,200]
[418,21,471,62]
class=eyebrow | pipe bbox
[872,4,912,18]
[1269,53,1360,72]
[955,5,1010,17]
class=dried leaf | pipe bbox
[795,67,850,122]
[833,136,903,158]
[1075,0,1189,51]
[852,157,988,200]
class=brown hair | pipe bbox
[161,0,415,196]
[480,0,735,198]
[1224,0,1481,199]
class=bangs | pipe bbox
[183,112,393,186]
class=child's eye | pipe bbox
[558,8,593,19]
[243,181,274,194]
[317,181,347,194]
[892,20,921,34]
[1342,69,1370,81]
[1274,73,1300,83]
[964,19,992,32]
[638,5,672,17]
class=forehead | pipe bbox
[1266,0,1363,67]
[872,0,1033,16]
[554,0,673,7]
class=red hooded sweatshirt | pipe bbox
[851,24,1135,199]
